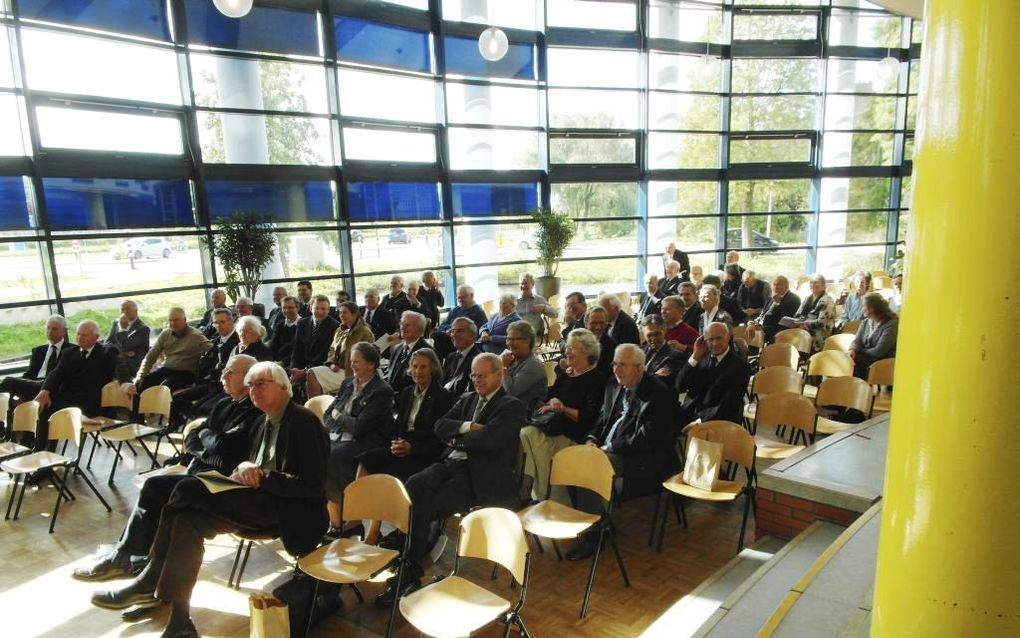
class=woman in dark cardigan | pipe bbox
[850,292,899,379]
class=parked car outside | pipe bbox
[110,237,172,261]
[726,229,780,250]
[387,228,411,244]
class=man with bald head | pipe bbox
[127,308,211,421]
[674,321,751,427]
[34,320,129,449]
[376,353,525,604]
[106,299,150,380]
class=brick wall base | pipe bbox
[755,488,859,540]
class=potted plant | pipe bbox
[203,212,277,302]
[531,208,575,299]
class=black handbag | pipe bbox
[272,573,342,638]
[529,410,566,437]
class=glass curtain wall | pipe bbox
[0,0,917,361]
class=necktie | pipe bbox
[708,356,718,370]
[366,309,373,324]
[605,389,631,444]
[256,418,275,469]
[47,345,57,371]
[82,349,89,362]
[472,396,489,422]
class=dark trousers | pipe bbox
[140,477,280,604]
[576,451,624,516]
[170,383,219,426]
[325,439,377,503]
[404,459,475,568]
[0,376,43,402]
[34,393,94,452]
[358,447,434,482]
[117,473,190,556]
[135,368,196,421]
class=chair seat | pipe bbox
[2,451,74,475]
[754,437,805,460]
[101,423,163,442]
[518,499,600,539]
[815,415,857,435]
[802,384,818,399]
[872,392,892,413]
[661,474,743,501]
[0,441,29,457]
[399,575,511,638]
[298,538,400,584]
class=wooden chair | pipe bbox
[652,421,756,552]
[743,366,803,428]
[774,328,812,357]
[867,358,895,416]
[2,407,111,532]
[299,474,412,637]
[823,333,856,354]
[814,376,873,435]
[614,291,631,312]
[400,507,533,638]
[99,385,172,485]
[518,445,629,618]
[543,359,558,387]
[840,319,862,335]
[0,391,8,427]
[753,392,818,459]
[82,381,137,468]
[543,321,562,350]
[304,395,333,425]
[483,299,496,316]
[872,274,893,290]
[803,350,853,398]
[0,399,36,461]
[758,342,799,370]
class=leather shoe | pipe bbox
[565,536,600,562]
[374,567,422,607]
[160,617,198,638]
[91,586,158,610]
[73,553,133,582]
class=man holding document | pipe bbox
[89,361,328,638]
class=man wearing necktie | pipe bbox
[385,311,429,393]
[375,353,525,605]
[675,322,752,429]
[91,362,327,638]
[0,315,71,420]
[441,317,481,395]
[288,294,340,388]
[640,315,687,388]
[569,343,677,561]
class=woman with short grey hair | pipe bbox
[478,293,521,354]
[232,316,273,361]
[501,320,547,414]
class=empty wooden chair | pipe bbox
[400,507,532,638]
[758,342,799,370]
[823,333,856,354]
[743,367,804,427]
[518,445,628,618]
[774,328,812,356]
[543,359,558,387]
[304,395,333,425]
[867,358,895,415]
[2,407,111,533]
[99,385,172,485]
[0,400,37,461]
[814,376,873,435]
[803,350,853,398]
[652,421,756,552]
[840,319,862,335]
[753,392,818,459]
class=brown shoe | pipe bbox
[73,553,133,582]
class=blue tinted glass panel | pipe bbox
[43,178,193,230]
[185,0,318,56]
[18,0,171,40]
[0,176,32,230]
[444,36,535,80]
[336,18,430,72]
[451,183,538,217]
[207,181,333,223]
[346,182,440,222]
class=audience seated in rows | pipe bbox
[640,315,688,387]
[385,311,430,393]
[418,271,445,329]
[737,270,772,320]
[702,274,747,325]
[600,293,641,346]
[479,294,521,354]
[658,259,683,297]
[676,322,753,428]
[0,315,71,417]
[850,292,899,378]
[697,284,735,333]
[758,275,801,342]
[288,294,340,388]
[106,299,150,380]
[306,301,374,398]
[635,274,662,324]
[361,288,398,340]
[789,273,837,351]
[838,271,871,330]
[265,286,288,339]
[580,306,617,378]
[664,242,691,283]
[380,276,413,326]
[722,250,746,279]
[722,264,742,299]
[659,295,700,356]
[677,282,703,329]
[197,289,228,338]
[442,317,481,395]
[561,291,588,341]
[499,320,548,414]
[127,307,210,421]
[232,315,274,362]
[432,285,488,359]
[171,309,237,424]
[296,280,314,317]
[267,296,300,363]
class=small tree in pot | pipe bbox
[203,212,277,302]
[531,208,575,299]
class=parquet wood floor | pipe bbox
[0,439,752,637]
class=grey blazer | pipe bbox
[851,318,898,359]
[501,355,547,414]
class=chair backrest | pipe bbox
[547,295,560,314]
[873,274,893,290]
[549,444,615,502]
[807,350,853,378]
[458,507,528,586]
[759,342,799,369]
[304,395,333,425]
[686,420,755,470]
[774,328,812,354]
[543,359,558,387]
[101,381,132,409]
[48,406,83,443]
[343,474,412,534]
[815,376,873,414]
[823,333,856,354]
[867,357,895,387]
[483,300,496,316]
[545,321,562,344]
[751,366,803,397]
[731,325,747,341]
[614,291,631,311]
[840,320,861,335]
[755,392,817,435]
[138,385,172,418]
[0,392,9,423]
[11,400,39,435]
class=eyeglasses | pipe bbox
[246,380,276,390]
[469,372,498,380]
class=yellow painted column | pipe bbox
[872,2,1020,635]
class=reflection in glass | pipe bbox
[551,183,638,219]
[547,0,636,31]
[549,89,640,129]
[729,180,811,213]
[44,178,194,230]
[550,137,635,164]
[649,93,722,131]
[1,240,48,306]
[649,1,723,43]
[448,128,544,170]
[648,181,719,217]
[442,0,541,32]
[730,96,815,131]
[726,214,810,247]
[648,132,720,169]
[730,138,812,164]
[649,52,722,92]
[732,58,818,93]
[349,227,444,274]
[733,13,818,40]
[191,54,328,113]
[446,83,541,127]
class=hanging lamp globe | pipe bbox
[213,0,254,19]
[478,27,509,62]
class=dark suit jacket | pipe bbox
[323,375,395,454]
[682,303,704,330]
[587,373,678,497]
[720,294,747,325]
[266,306,283,339]
[442,344,481,396]
[360,305,398,340]
[186,396,263,474]
[658,276,682,298]
[381,291,412,325]
[609,312,641,346]
[106,319,150,380]
[298,301,311,318]
[385,339,429,393]
[420,288,445,325]
[232,340,275,362]
[634,294,661,323]
[42,343,121,417]
[435,388,525,507]
[268,322,298,363]
[289,315,340,370]
[257,402,329,556]
[669,249,691,282]
[760,291,802,340]
[393,381,455,463]
[675,349,751,425]
[596,333,618,378]
[561,316,586,343]
[196,333,240,384]
[643,343,687,387]
[25,339,72,380]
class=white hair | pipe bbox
[458,284,474,296]
[47,314,68,329]
[615,342,646,366]
[244,361,292,398]
[499,293,516,306]
[235,296,253,307]
[598,293,622,310]
[390,275,404,286]
[77,319,100,336]
[236,315,266,339]
[121,299,138,311]
[473,352,503,374]
[401,310,427,332]
[226,353,257,376]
